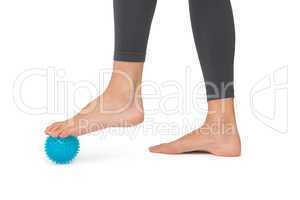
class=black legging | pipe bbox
[113,0,235,101]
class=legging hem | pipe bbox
[207,94,235,101]
[114,51,146,62]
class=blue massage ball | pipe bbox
[45,136,80,164]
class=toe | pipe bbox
[52,125,66,137]
[148,144,161,153]
[45,122,61,134]
[45,124,55,134]
[45,122,65,137]
[58,128,76,138]
[149,143,181,154]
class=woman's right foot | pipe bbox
[45,61,145,137]
[45,91,144,137]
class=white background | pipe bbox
[0,0,299,199]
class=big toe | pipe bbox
[45,122,65,137]
[149,143,181,154]
[59,127,77,138]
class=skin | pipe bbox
[45,61,241,157]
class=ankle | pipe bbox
[204,104,239,137]
[105,61,143,104]
[207,98,236,121]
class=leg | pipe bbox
[114,0,157,62]
[150,0,241,156]
[45,0,157,137]
[190,0,235,100]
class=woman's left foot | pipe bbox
[149,106,241,157]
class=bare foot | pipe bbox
[149,120,241,157]
[149,98,241,157]
[45,61,144,137]
[45,92,144,137]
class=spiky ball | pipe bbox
[45,136,80,164]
